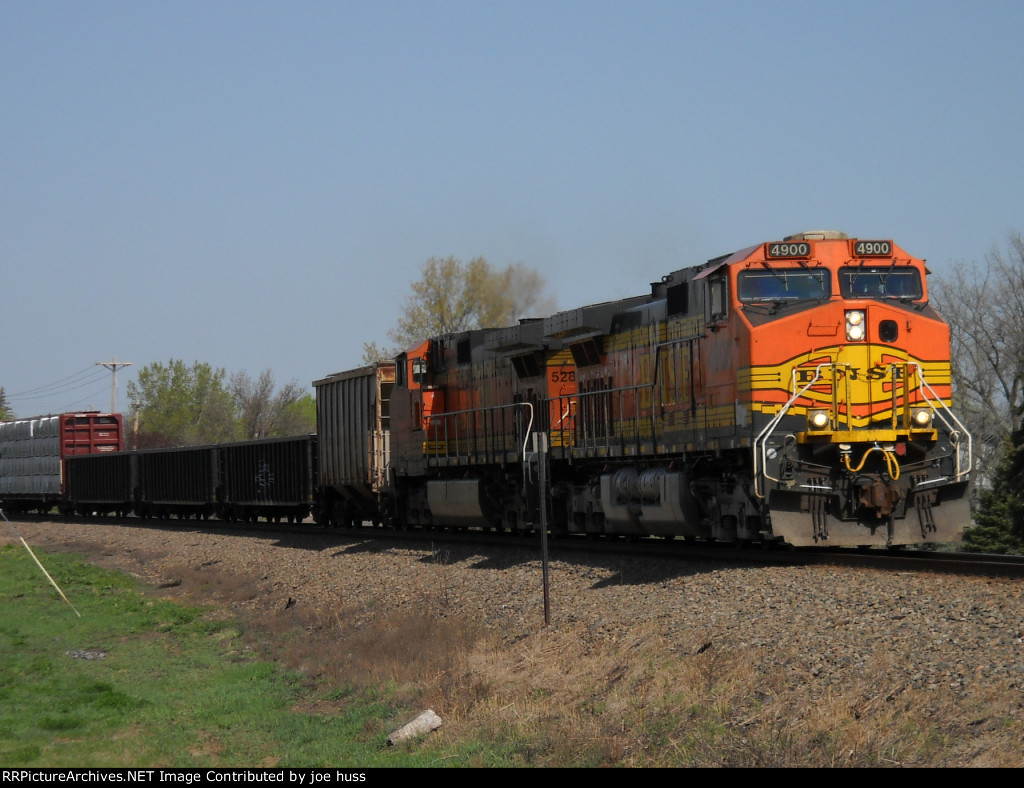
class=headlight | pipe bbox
[846,310,866,341]
[911,408,933,427]
[808,410,831,430]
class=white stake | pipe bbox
[2,511,81,617]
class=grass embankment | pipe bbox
[3,542,1022,767]
[0,544,510,768]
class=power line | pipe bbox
[7,367,103,399]
[5,360,134,415]
[61,382,117,413]
[7,369,110,404]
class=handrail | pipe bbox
[753,361,973,498]
[753,363,829,498]
[519,403,534,461]
[571,382,657,455]
[425,402,535,464]
[907,363,973,481]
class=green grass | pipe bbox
[0,544,510,768]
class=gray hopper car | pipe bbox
[313,363,394,527]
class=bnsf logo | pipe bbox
[795,366,906,383]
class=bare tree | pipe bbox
[230,369,310,439]
[363,256,556,363]
[932,232,1024,483]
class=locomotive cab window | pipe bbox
[738,269,830,303]
[839,267,923,300]
[707,274,728,321]
[412,357,428,385]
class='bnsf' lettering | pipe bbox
[796,366,905,383]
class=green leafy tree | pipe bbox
[962,427,1024,554]
[363,256,556,362]
[0,387,11,421]
[127,360,238,448]
[230,369,314,438]
[276,394,316,436]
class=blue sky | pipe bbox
[3,0,1022,417]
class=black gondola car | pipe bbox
[135,445,219,519]
[64,451,135,517]
[218,435,317,523]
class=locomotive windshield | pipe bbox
[737,268,830,302]
[839,267,923,300]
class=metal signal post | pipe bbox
[534,431,551,626]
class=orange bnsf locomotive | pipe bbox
[378,231,971,546]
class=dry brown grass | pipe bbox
[236,592,1023,767]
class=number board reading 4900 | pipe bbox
[854,240,892,256]
[766,241,811,258]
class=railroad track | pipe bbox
[10,511,1024,579]
[793,545,1024,576]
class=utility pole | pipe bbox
[96,358,133,414]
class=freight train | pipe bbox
[0,413,316,523]
[1,231,973,547]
